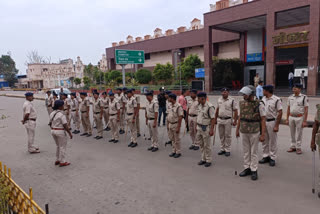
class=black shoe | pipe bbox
[163,123,166,126]
[269,159,276,167]
[239,168,252,177]
[109,139,115,142]
[174,153,181,158]
[96,136,103,140]
[113,140,119,143]
[225,152,231,157]
[128,142,134,147]
[69,128,72,130]
[94,136,99,139]
[80,133,88,136]
[131,143,138,148]
[218,151,226,155]
[318,192,320,199]
[169,153,176,157]
[75,130,80,134]
[119,130,124,134]
[198,160,206,166]
[251,171,258,181]
[72,130,77,134]
[151,147,159,152]
[137,133,141,138]
[94,126,97,129]
[204,162,212,167]
[148,147,154,151]
[86,134,92,137]
[259,157,270,164]
[193,146,199,150]
[148,138,151,141]
[189,145,195,150]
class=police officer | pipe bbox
[196,92,215,167]
[52,91,58,108]
[115,88,126,134]
[286,84,309,155]
[92,91,104,140]
[60,93,71,128]
[126,89,138,147]
[132,88,141,137]
[108,92,121,143]
[236,85,266,181]
[187,89,199,150]
[259,85,282,167]
[215,88,238,157]
[167,93,184,158]
[70,93,80,134]
[145,91,159,152]
[21,92,40,154]
[165,90,172,145]
[79,92,92,137]
[49,100,73,167]
[101,92,110,131]
[46,90,53,115]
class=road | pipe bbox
[0,95,319,214]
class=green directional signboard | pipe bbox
[115,49,145,64]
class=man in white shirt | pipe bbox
[288,71,294,89]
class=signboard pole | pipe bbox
[121,65,126,86]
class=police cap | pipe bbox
[197,92,207,98]
[25,92,33,97]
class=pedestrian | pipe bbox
[254,73,261,88]
[286,84,309,154]
[157,87,167,126]
[101,92,111,131]
[236,85,266,181]
[46,90,53,115]
[196,92,215,168]
[259,85,283,167]
[126,89,138,148]
[300,70,306,89]
[187,89,199,150]
[288,71,294,89]
[132,88,141,137]
[92,91,104,140]
[21,92,40,154]
[60,93,71,128]
[108,92,120,143]
[79,92,92,137]
[145,91,159,152]
[310,104,320,199]
[115,88,126,134]
[70,93,80,134]
[215,88,238,157]
[256,81,263,100]
[49,100,73,167]
[167,93,184,158]
[178,89,189,132]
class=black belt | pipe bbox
[127,113,133,116]
[219,117,232,120]
[81,111,87,113]
[267,118,276,122]
[104,107,108,109]
[27,118,36,121]
[189,114,197,117]
[240,118,260,123]
[169,122,178,124]
[94,112,101,114]
[148,118,155,120]
[110,114,117,116]
[71,110,77,112]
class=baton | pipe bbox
[235,137,240,175]
[312,151,316,194]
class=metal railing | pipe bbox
[0,162,47,214]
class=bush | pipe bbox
[152,63,174,83]
[108,70,122,84]
[179,54,204,80]
[136,69,152,84]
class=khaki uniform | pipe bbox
[195,102,215,163]
[51,97,58,108]
[217,97,237,152]
[187,98,199,146]
[50,110,68,163]
[109,99,120,140]
[166,100,172,134]
[287,93,309,149]
[254,76,260,87]
[80,97,92,134]
[92,98,103,137]
[239,100,266,171]
[69,98,80,131]
[62,98,71,127]
[167,103,184,154]
[46,95,54,115]
[23,100,38,152]
[262,95,282,160]
[314,106,320,191]
[115,93,126,130]
[101,97,110,128]
[134,95,141,135]
[126,97,138,143]
[146,99,159,148]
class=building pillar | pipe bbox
[239,32,246,63]
[204,26,213,93]
[265,12,276,86]
[307,0,320,96]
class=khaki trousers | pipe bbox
[188,117,198,146]
[241,132,260,171]
[70,111,80,130]
[93,113,103,137]
[263,121,278,160]
[289,116,303,149]
[110,117,119,140]
[47,106,53,115]
[126,115,137,143]
[136,112,140,134]
[103,108,109,127]
[24,120,38,152]
[148,120,158,148]
[195,125,212,163]
[51,130,68,163]
[81,112,92,134]
[168,123,181,154]
[119,110,125,130]
[218,120,232,152]
[318,150,320,191]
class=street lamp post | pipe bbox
[174,50,182,91]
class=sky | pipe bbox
[0,0,217,74]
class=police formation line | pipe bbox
[21,84,320,193]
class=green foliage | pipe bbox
[74,77,81,86]
[83,63,94,80]
[152,63,174,83]
[136,69,152,84]
[82,76,91,89]
[179,54,203,80]
[0,55,18,87]
[0,175,10,213]
[108,70,122,83]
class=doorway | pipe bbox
[249,69,256,86]
[276,65,293,87]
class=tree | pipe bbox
[179,54,203,80]
[74,77,81,88]
[108,70,122,83]
[152,63,174,83]
[25,50,51,65]
[136,69,152,84]
[83,76,91,89]
[0,55,18,87]
[84,63,95,81]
